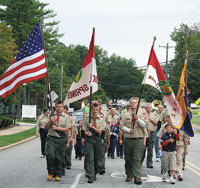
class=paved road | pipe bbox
[0,134,200,188]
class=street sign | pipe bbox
[195,97,200,108]
[47,91,58,102]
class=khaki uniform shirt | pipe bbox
[148,111,159,132]
[120,109,148,138]
[37,114,49,129]
[99,110,108,123]
[48,112,68,137]
[158,110,167,123]
[107,114,119,124]
[176,130,189,146]
[83,114,106,132]
[66,115,75,137]
[105,124,110,138]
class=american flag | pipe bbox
[0,21,47,98]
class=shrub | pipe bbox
[0,116,13,128]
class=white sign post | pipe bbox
[22,105,37,120]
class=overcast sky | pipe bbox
[41,0,200,67]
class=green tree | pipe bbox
[99,54,143,102]
[169,23,200,102]
[0,22,17,75]
[0,0,63,111]
[0,23,18,108]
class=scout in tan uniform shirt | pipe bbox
[120,97,148,185]
[36,107,50,158]
[175,130,188,181]
[61,106,75,175]
[83,102,105,183]
[142,104,158,168]
[45,100,69,182]
[98,99,109,174]
[107,108,119,125]
[155,104,165,161]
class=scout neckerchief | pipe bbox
[55,114,60,126]
[131,113,135,128]
[92,116,98,128]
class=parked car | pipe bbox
[72,110,83,121]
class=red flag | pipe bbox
[143,46,182,127]
[0,21,47,98]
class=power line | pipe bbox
[159,2,200,46]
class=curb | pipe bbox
[0,135,37,151]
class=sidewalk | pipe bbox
[0,123,37,151]
[0,122,36,136]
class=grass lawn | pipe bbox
[191,116,200,126]
[0,127,36,147]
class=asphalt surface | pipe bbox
[0,123,200,188]
[0,133,200,188]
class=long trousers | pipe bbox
[46,135,66,176]
[75,139,82,159]
[154,130,161,158]
[124,138,144,178]
[40,128,48,156]
[110,136,117,158]
[84,136,101,180]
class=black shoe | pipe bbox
[120,156,123,159]
[147,165,153,168]
[99,171,104,175]
[88,179,93,183]
[79,158,82,160]
[66,166,71,169]
[62,172,65,176]
[111,156,114,159]
[94,176,97,181]
[134,178,142,185]
[126,175,132,182]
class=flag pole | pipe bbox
[88,27,95,124]
[40,18,54,114]
[136,36,157,115]
[184,27,188,89]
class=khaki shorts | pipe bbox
[162,151,176,171]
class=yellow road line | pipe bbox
[186,165,200,176]
[186,161,200,171]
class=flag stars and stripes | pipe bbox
[0,21,47,98]
[16,22,43,61]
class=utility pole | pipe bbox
[159,43,175,80]
[61,64,63,100]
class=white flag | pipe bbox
[64,29,98,105]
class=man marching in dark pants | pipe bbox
[120,97,148,185]
[36,107,49,158]
[83,102,105,183]
[45,100,69,181]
